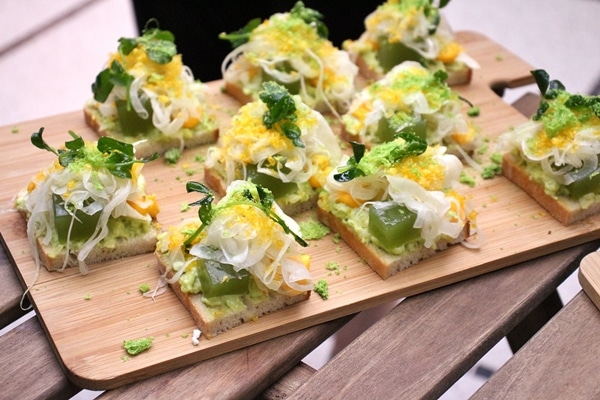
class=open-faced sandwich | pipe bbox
[205,81,342,215]
[343,0,479,84]
[499,69,600,225]
[84,20,218,158]
[155,180,312,339]
[15,128,160,275]
[317,134,478,279]
[341,61,479,155]
[219,1,358,116]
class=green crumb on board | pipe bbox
[459,172,476,187]
[138,283,151,294]
[332,233,341,244]
[164,148,181,165]
[299,219,330,240]
[83,293,92,300]
[123,337,154,355]
[314,279,329,300]
[325,261,341,275]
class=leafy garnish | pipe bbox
[531,69,566,121]
[183,181,307,247]
[290,1,329,39]
[219,18,261,48]
[259,82,304,148]
[333,141,367,182]
[219,1,329,48]
[531,69,600,122]
[334,132,427,182]
[92,19,176,105]
[119,19,176,64]
[31,127,158,179]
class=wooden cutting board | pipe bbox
[2,31,599,390]
[579,251,600,311]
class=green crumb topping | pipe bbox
[481,152,503,179]
[164,148,181,165]
[314,279,329,300]
[138,283,151,293]
[325,261,341,275]
[459,172,476,187]
[299,219,330,240]
[123,337,154,355]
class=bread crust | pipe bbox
[317,204,470,280]
[354,54,472,86]
[155,250,310,339]
[502,152,600,225]
[222,81,254,106]
[83,107,219,158]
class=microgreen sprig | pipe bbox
[290,1,329,39]
[31,127,158,179]
[219,1,329,48]
[334,132,427,182]
[218,18,261,48]
[92,19,176,105]
[183,181,307,247]
[259,81,304,148]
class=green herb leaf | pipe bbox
[30,127,157,179]
[183,181,307,248]
[334,133,427,182]
[219,18,261,48]
[334,141,366,182]
[94,20,175,105]
[184,181,215,246]
[120,19,177,64]
[259,82,304,148]
[290,1,329,39]
[92,60,134,103]
[31,127,58,156]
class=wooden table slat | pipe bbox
[97,316,352,400]
[0,316,81,400]
[471,291,600,399]
[0,233,29,329]
[286,241,599,400]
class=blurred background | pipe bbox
[1,0,599,398]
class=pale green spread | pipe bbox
[44,217,152,258]
[199,278,269,318]
[179,260,203,294]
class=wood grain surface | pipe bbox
[471,291,600,399]
[579,250,600,311]
[1,31,599,390]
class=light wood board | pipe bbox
[579,251,600,311]
[2,31,599,390]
